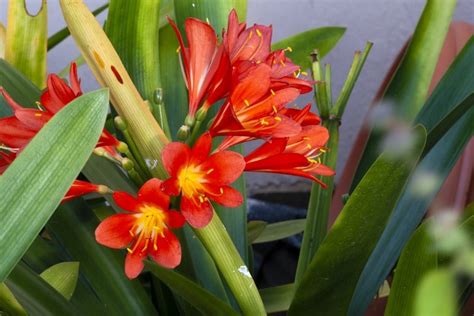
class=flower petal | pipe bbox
[125,248,146,279]
[201,151,245,184]
[162,142,191,177]
[113,191,139,212]
[206,185,243,208]
[138,178,170,209]
[95,213,136,249]
[161,177,180,196]
[150,230,182,269]
[191,132,212,165]
[166,210,186,228]
[180,197,213,228]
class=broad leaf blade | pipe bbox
[0,282,27,316]
[40,262,80,301]
[272,27,346,69]
[146,261,239,316]
[289,126,426,316]
[0,89,109,282]
[5,0,47,88]
[351,0,457,190]
[253,219,306,244]
[413,269,457,316]
[385,222,437,316]
[349,36,474,315]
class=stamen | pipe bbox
[244,99,250,107]
[301,71,308,76]
[286,46,293,52]
[260,118,269,126]
[206,168,214,174]
[272,105,278,114]
[320,148,327,153]
[280,60,286,66]
[219,187,224,194]
[129,230,135,237]
[176,46,181,53]
[302,137,310,140]
[199,195,205,203]
[270,89,276,96]
[34,113,42,117]
[256,29,262,37]
[126,248,133,254]
[306,144,312,149]
[274,116,282,122]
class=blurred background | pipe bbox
[1,0,473,194]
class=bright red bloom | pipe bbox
[161,133,245,228]
[95,179,185,279]
[169,17,232,116]
[209,63,302,138]
[244,125,335,187]
[223,9,272,64]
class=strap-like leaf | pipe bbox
[260,283,294,314]
[253,219,305,244]
[272,27,346,70]
[146,261,239,316]
[349,37,474,315]
[0,89,109,282]
[289,126,426,316]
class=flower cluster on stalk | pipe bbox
[0,9,334,279]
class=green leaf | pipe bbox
[40,262,80,301]
[385,221,437,316]
[288,126,426,316]
[351,0,457,191]
[272,27,346,70]
[0,58,41,116]
[422,93,474,154]
[5,262,80,315]
[0,23,5,59]
[247,221,267,243]
[106,0,170,135]
[253,219,305,244]
[146,261,239,316]
[349,37,474,315]
[413,269,457,316]
[5,0,47,88]
[48,3,109,51]
[0,282,27,316]
[260,283,294,314]
[0,89,109,282]
[47,200,158,315]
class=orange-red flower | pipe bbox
[244,125,335,187]
[223,9,272,64]
[169,17,232,117]
[95,179,185,279]
[209,63,302,138]
[161,133,245,228]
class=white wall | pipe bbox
[1,0,473,193]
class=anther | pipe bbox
[126,248,133,254]
[176,46,181,53]
[270,89,276,96]
[206,168,214,174]
[256,29,262,37]
[301,71,308,76]
[272,105,278,114]
[244,99,250,107]
[274,117,282,122]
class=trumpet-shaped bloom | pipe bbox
[161,133,245,228]
[209,63,302,138]
[169,17,232,117]
[95,179,185,279]
[244,125,335,187]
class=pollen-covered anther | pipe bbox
[274,116,282,122]
[206,168,214,174]
[256,29,262,37]
[244,99,250,107]
[301,71,308,76]
[260,118,269,126]
[176,46,181,53]
[270,89,276,96]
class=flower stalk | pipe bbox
[59,0,169,179]
[295,43,372,285]
[194,212,266,315]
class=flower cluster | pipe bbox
[0,10,334,279]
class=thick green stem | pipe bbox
[193,212,265,315]
[295,119,339,285]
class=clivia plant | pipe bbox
[0,0,472,315]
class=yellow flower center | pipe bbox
[127,205,167,254]
[177,164,207,201]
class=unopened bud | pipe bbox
[196,108,208,121]
[117,141,129,154]
[184,115,195,127]
[93,147,106,157]
[121,158,134,171]
[114,116,127,131]
[153,88,163,104]
[177,125,190,141]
